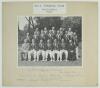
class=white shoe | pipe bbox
[65,60,68,62]
[57,59,59,61]
[33,60,36,62]
[28,59,31,61]
[52,60,55,62]
[42,59,45,61]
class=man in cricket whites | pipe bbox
[52,39,60,61]
[37,39,45,61]
[46,39,53,61]
[60,38,68,61]
[67,27,73,40]
[28,39,37,61]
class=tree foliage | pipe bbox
[18,16,82,44]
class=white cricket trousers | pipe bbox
[76,46,79,59]
[59,49,68,61]
[28,49,37,61]
[46,50,53,61]
[37,50,45,61]
[52,50,60,61]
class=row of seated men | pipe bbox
[20,27,79,61]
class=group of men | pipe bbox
[21,26,79,62]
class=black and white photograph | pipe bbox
[18,16,82,66]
